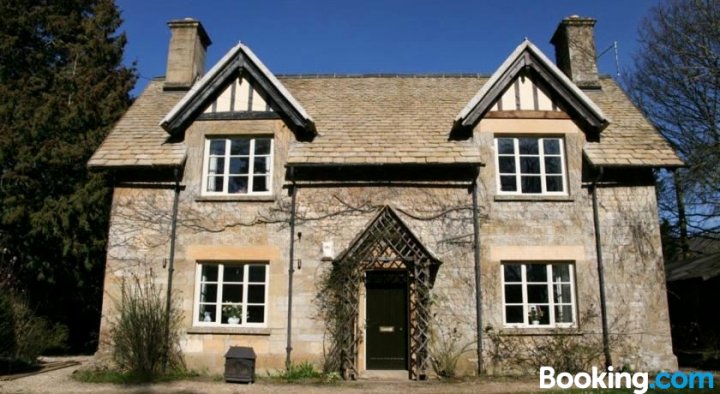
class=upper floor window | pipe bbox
[202,137,273,195]
[194,262,268,327]
[502,262,576,327]
[495,137,566,195]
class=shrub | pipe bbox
[270,361,322,380]
[110,272,183,380]
[10,296,68,364]
[0,292,15,358]
[429,326,474,378]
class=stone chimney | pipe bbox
[164,18,211,90]
[550,16,600,89]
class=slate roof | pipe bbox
[584,80,683,167]
[88,75,683,168]
[282,75,485,165]
[88,79,186,167]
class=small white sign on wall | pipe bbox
[322,241,334,260]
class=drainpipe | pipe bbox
[591,167,612,369]
[164,167,181,370]
[285,168,297,369]
[472,180,483,375]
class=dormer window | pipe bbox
[202,136,273,195]
[495,137,567,195]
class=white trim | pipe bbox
[192,262,269,328]
[455,39,606,124]
[201,136,274,196]
[500,262,577,328]
[160,42,313,131]
[494,136,568,196]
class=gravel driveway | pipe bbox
[0,357,541,393]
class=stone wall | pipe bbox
[97,115,676,375]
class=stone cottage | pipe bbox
[89,16,682,379]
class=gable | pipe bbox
[201,73,276,116]
[454,40,607,133]
[161,43,315,137]
[489,72,560,112]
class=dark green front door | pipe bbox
[365,271,408,370]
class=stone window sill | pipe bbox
[494,194,574,202]
[186,326,272,336]
[194,195,276,203]
[494,327,583,336]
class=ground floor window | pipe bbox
[194,262,268,326]
[502,262,575,327]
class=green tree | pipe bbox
[628,0,720,246]
[0,0,135,352]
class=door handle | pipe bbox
[379,326,395,333]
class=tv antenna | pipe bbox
[597,41,621,78]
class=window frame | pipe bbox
[500,262,577,328]
[494,136,568,196]
[193,262,269,328]
[201,136,274,196]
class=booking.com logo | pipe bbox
[540,366,715,394]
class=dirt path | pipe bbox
[0,357,541,393]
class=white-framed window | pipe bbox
[494,137,567,195]
[501,262,576,327]
[194,262,268,327]
[202,137,273,195]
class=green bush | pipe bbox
[110,272,184,380]
[0,292,15,358]
[10,296,68,364]
[270,361,322,380]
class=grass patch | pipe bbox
[264,361,341,383]
[71,368,203,384]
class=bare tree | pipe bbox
[627,0,720,243]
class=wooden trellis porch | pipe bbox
[332,206,441,380]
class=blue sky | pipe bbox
[116,0,657,96]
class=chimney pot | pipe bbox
[550,16,600,89]
[165,18,211,90]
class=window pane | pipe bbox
[500,176,517,192]
[247,305,265,323]
[252,176,269,192]
[497,138,514,154]
[543,139,560,154]
[255,138,272,155]
[223,284,243,303]
[201,265,218,282]
[555,305,573,323]
[199,284,217,303]
[504,264,522,282]
[527,285,548,303]
[230,139,250,155]
[224,265,244,282]
[521,176,541,193]
[520,157,540,174]
[208,157,225,175]
[249,265,266,282]
[546,176,563,192]
[253,157,269,175]
[230,157,249,174]
[209,140,225,155]
[504,284,522,303]
[207,176,224,193]
[228,176,248,193]
[554,284,572,303]
[199,304,216,323]
[248,285,265,303]
[526,265,547,282]
[552,265,570,282]
[505,306,524,323]
[519,138,539,154]
[544,157,562,174]
[498,157,515,174]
